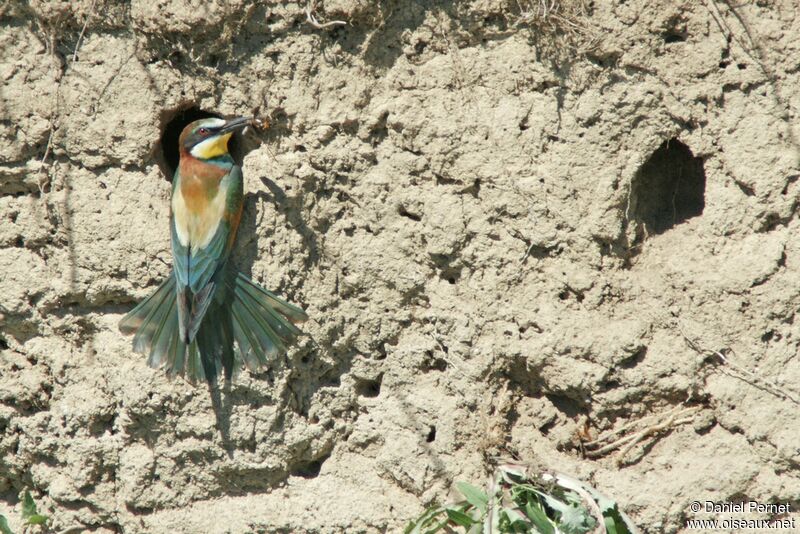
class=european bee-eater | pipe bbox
[119,117,307,383]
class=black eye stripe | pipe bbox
[197,125,221,134]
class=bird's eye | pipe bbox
[198,127,209,135]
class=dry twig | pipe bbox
[30,14,65,217]
[430,326,466,374]
[679,325,800,406]
[72,0,98,62]
[584,405,700,465]
[514,0,599,51]
[305,0,346,29]
[37,128,54,194]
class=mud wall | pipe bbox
[1,1,799,532]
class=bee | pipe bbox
[574,416,595,457]
[249,116,270,131]
[250,98,270,132]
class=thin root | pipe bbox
[584,405,700,465]
[306,0,347,29]
[72,0,98,62]
[679,324,800,406]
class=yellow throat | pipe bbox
[191,132,233,160]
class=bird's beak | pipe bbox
[219,116,253,134]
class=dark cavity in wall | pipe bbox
[627,138,706,252]
[290,449,332,479]
[663,15,688,44]
[154,105,247,181]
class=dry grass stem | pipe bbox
[514,0,599,51]
[72,0,98,62]
[584,406,700,465]
[679,326,800,406]
[306,0,346,29]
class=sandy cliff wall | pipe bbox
[1,1,799,532]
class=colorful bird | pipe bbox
[119,116,307,383]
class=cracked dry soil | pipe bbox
[2,1,800,533]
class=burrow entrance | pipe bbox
[154,105,246,181]
[626,138,706,253]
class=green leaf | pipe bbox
[558,504,596,534]
[603,505,633,534]
[405,506,446,534]
[446,508,476,527]
[20,492,48,526]
[0,515,14,534]
[26,514,48,526]
[554,472,638,534]
[455,482,488,513]
[539,492,571,516]
[562,490,584,507]
[524,499,555,534]
[503,507,529,526]
[594,491,636,534]
[498,507,531,533]
[498,463,527,485]
[403,506,442,534]
[21,492,37,521]
[605,516,620,534]
[404,507,430,534]
[467,505,483,522]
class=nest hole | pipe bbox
[426,425,436,443]
[355,374,383,398]
[628,138,706,247]
[663,16,688,44]
[290,450,331,479]
[154,105,245,181]
[663,29,687,44]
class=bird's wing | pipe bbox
[172,166,243,343]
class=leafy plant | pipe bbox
[405,463,638,534]
[0,491,49,534]
[0,515,12,534]
[21,491,48,527]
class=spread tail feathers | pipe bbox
[119,272,307,383]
